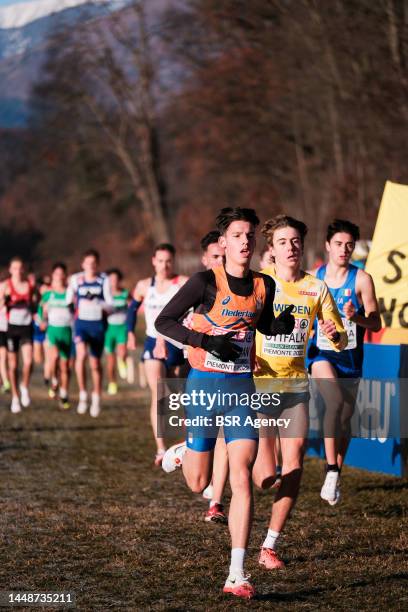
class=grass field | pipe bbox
[0,375,407,611]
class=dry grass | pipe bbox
[0,376,407,611]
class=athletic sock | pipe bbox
[230,548,245,574]
[210,500,221,508]
[79,390,87,402]
[59,388,68,400]
[51,376,58,387]
[91,392,100,404]
[327,464,339,472]
[263,529,280,550]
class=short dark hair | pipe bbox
[262,215,308,246]
[200,230,221,252]
[106,267,123,281]
[154,243,176,256]
[9,256,24,266]
[52,262,67,273]
[326,219,360,243]
[82,248,100,262]
[215,207,260,235]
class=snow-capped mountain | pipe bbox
[0,0,105,30]
[0,0,129,126]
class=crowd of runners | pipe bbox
[1,208,381,600]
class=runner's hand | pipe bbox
[153,337,168,360]
[269,305,295,336]
[343,299,356,320]
[127,331,136,351]
[202,331,241,362]
[318,319,339,341]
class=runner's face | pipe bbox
[9,261,24,278]
[153,250,174,277]
[259,247,274,269]
[52,268,66,285]
[202,242,225,269]
[109,273,120,291]
[82,255,98,275]
[220,221,255,266]
[326,232,355,266]
[271,227,303,269]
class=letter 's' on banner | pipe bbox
[366,181,408,337]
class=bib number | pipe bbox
[9,308,32,326]
[316,317,356,350]
[204,327,253,373]
[262,318,310,358]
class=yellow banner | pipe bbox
[366,181,408,330]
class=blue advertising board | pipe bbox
[307,344,406,476]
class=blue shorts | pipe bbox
[185,369,258,452]
[74,320,105,359]
[33,322,46,344]
[141,336,185,368]
[307,354,362,379]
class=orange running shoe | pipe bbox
[223,572,255,599]
[204,503,227,524]
[259,547,285,570]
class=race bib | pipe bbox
[108,311,127,325]
[316,317,356,350]
[204,327,253,373]
[78,300,103,321]
[49,308,72,328]
[262,317,310,358]
[9,308,32,326]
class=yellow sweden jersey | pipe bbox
[255,268,347,388]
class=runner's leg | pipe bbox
[144,358,167,454]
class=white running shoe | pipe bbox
[10,397,22,414]
[90,394,101,418]
[223,570,255,599]
[328,484,341,506]
[202,483,214,500]
[77,399,88,414]
[320,470,340,502]
[20,385,31,408]
[162,442,187,473]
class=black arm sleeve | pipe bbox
[155,272,213,347]
[256,274,276,335]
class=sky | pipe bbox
[0,0,38,6]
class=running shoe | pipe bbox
[77,399,88,415]
[48,386,57,399]
[154,449,166,467]
[1,380,10,393]
[202,483,214,500]
[59,397,71,410]
[90,394,101,418]
[223,571,255,599]
[117,359,127,380]
[20,385,31,408]
[320,470,340,503]
[328,483,341,506]
[10,396,22,414]
[259,547,285,570]
[204,503,227,524]
[162,442,187,473]
[107,382,118,396]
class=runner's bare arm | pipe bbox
[0,281,6,308]
[346,270,381,331]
